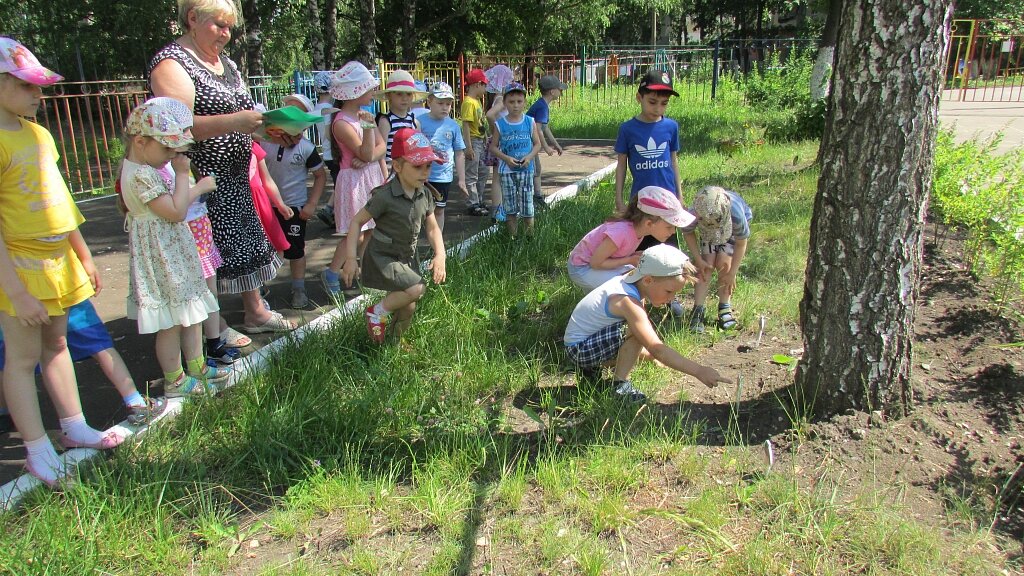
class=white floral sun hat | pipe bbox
[126,97,195,150]
[329,61,378,101]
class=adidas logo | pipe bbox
[634,137,667,159]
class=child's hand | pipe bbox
[82,259,102,295]
[554,144,564,156]
[628,252,642,267]
[11,292,49,327]
[276,204,294,219]
[431,254,446,284]
[696,366,732,388]
[615,198,626,213]
[170,154,191,174]
[195,175,217,195]
[357,110,375,125]
[543,146,553,156]
[351,158,367,169]
[340,259,359,287]
[299,202,316,221]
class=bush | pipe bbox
[742,53,813,110]
[766,98,826,142]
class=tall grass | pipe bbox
[0,134,1011,574]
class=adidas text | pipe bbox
[635,158,671,170]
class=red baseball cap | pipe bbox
[391,128,444,166]
[464,68,487,86]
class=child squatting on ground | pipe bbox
[341,128,447,343]
[119,97,230,398]
[261,93,327,309]
[0,37,128,487]
[564,244,732,403]
[681,185,753,333]
[568,185,695,292]
[490,82,542,238]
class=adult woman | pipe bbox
[148,0,294,334]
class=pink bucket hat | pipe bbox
[126,97,195,150]
[636,186,695,228]
[329,62,378,101]
[391,128,443,166]
[484,64,514,94]
[0,37,63,86]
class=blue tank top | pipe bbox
[496,115,534,174]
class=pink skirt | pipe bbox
[187,215,223,279]
[334,164,384,235]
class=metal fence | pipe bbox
[943,19,1024,102]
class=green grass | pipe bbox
[0,134,1013,575]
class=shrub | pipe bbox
[742,52,814,110]
[766,98,826,143]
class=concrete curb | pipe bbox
[0,161,617,512]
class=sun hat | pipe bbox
[484,64,514,94]
[538,75,568,92]
[692,186,733,246]
[312,71,333,94]
[281,93,314,113]
[636,186,696,228]
[639,69,679,97]
[428,81,455,100]
[0,37,63,86]
[380,69,427,96]
[624,244,691,283]
[464,68,487,87]
[126,97,195,150]
[391,128,443,166]
[503,82,526,96]
[329,61,378,101]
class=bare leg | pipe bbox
[203,275,222,340]
[92,348,138,399]
[435,207,446,235]
[289,256,306,283]
[37,314,85,421]
[154,325,184,377]
[0,312,47,442]
[380,284,425,340]
[181,323,203,363]
[506,215,519,237]
[241,289,274,326]
[522,216,534,235]
[613,333,643,382]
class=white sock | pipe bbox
[59,413,104,446]
[25,435,66,485]
[371,303,390,318]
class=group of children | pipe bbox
[0,36,748,488]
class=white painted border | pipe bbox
[1,161,617,511]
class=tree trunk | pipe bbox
[241,0,264,77]
[307,0,325,70]
[323,0,338,68]
[795,0,952,418]
[399,0,417,62]
[810,0,843,101]
[357,0,377,66]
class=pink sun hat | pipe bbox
[378,69,427,96]
[0,37,63,86]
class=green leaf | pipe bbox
[521,404,544,426]
[771,354,796,366]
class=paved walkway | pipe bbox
[939,98,1024,155]
[0,143,616,485]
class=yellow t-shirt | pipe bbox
[0,118,83,240]
[0,118,91,315]
[460,95,484,139]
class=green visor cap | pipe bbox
[261,106,325,136]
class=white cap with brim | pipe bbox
[623,244,691,283]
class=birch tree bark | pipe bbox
[809,0,842,101]
[307,0,325,70]
[796,0,953,418]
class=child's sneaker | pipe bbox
[613,380,647,403]
[533,194,547,208]
[467,203,489,216]
[315,205,336,229]
[126,397,169,426]
[321,268,341,298]
[208,338,241,365]
[689,305,706,334]
[291,288,309,309]
[365,306,387,343]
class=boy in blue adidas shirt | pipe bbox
[614,69,683,249]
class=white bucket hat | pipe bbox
[329,62,378,101]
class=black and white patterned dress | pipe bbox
[147,42,281,294]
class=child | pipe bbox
[119,97,229,398]
[321,62,387,298]
[489,82,542,238]
[376,69,424,165]
[681,186,753,333]
[613,69,683,250]
[568,186,694,291]
[564,245,731,402]
[410,79,431,120]
[249,140,294,255]
[0,299,168,426]
[313,71,339,230]
[483,65,513,222]
[261,93,327,308]
[341,128,446,343]
[0,38,126,486]
[417,81,466,234]
[460,68,490,216]
[526,75,568,208]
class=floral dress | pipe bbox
[148,42,281,294]
[120,160,218,334]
